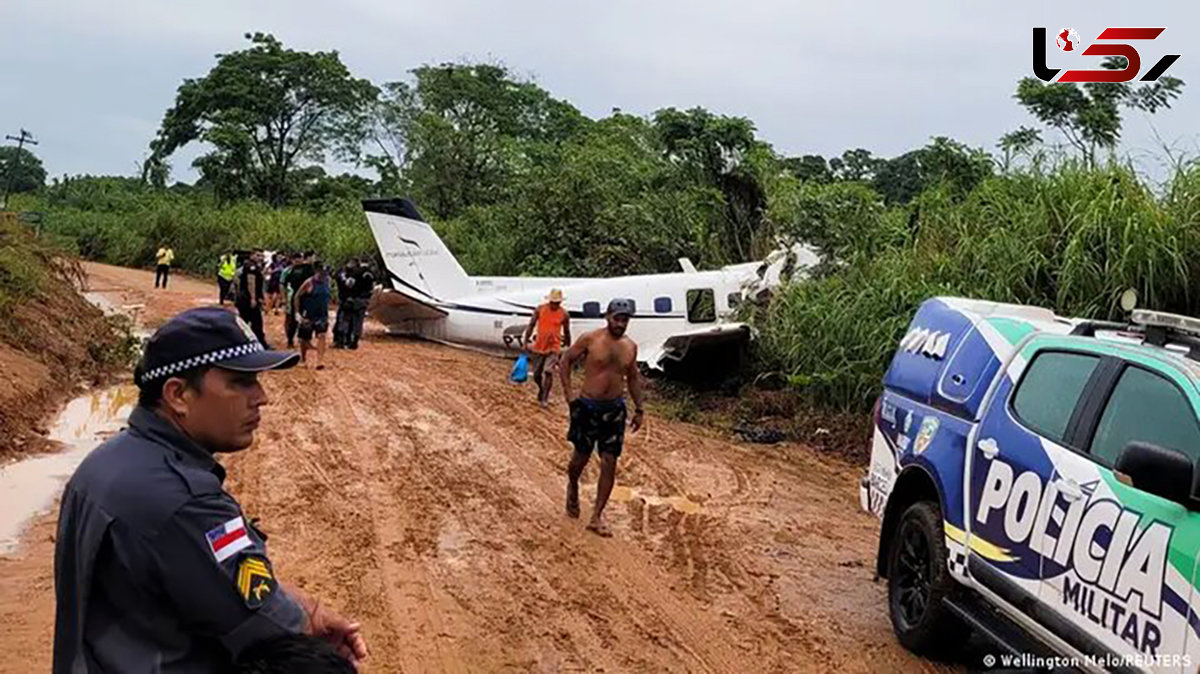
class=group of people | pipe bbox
[152,245,378,370]
[213,249,376,369]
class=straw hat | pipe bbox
[547,288,564,302]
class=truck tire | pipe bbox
[886,500,969,656]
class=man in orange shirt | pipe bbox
[522,288,571,407]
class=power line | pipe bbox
[1,129,38,210]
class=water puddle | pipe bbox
[83,291,148,331]
[0,385,138,554]
[611,485,702,515]
[82,291,122,317]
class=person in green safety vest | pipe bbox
[217,253,237,305]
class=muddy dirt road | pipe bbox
[0,263,951,672]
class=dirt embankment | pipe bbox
[0,262,954,673]
[0,223,134,460]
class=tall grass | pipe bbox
[21,185,377,275]
[0,214,48,315]
[755,162,1200,411]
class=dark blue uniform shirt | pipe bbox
[53,406,306,673]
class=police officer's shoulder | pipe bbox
[69,427,223,536]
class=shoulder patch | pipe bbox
[207,516,252,562]
[237,555,277,609]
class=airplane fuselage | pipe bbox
[361,197,813,369]
[372,267,754,364]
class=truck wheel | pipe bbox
[887,501,969,656]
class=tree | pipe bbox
[783,155,832,184]
[0,146,47,194]
[997,126,1043,172]
[440,112,718,277]
[871,137,993,205]
[294,170,375,212]
[653,107,769,262]
[148,33,377,206]
[829,148,878,182]
[1014,57,1184,165]
[367,63,587,218]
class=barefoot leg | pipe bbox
[566,448,589,518]
[541,357,556,404]
[587,452,618,535]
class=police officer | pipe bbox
[331,261,354,350]
[53,307,368,672]
[344,259,375,350]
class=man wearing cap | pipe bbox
[558,298,645,537]
[53,307,368,672]
[522,288,571,408]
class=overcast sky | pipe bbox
[1,0,1195,184]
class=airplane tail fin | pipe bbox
[362,198,474,303]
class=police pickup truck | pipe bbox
[862,297,1200,672]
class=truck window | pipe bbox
[582,301,601,318]
[686,289,716,323]
[1011,351,1099,443]
[1090,366,1200,465]
[654,297,673,313]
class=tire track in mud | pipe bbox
[329,357,740,672]
[391,348,834,671]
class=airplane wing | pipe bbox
[369,288,448,324]
[644,323,752,368]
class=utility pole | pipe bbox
[1,129,38,210]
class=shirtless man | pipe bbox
[559,298,645,537]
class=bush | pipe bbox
[754,162,1200,411]
[31,180,377,274]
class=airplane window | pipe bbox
[582,301,601,318]
[686,289,716,323]
[654,297,673,313]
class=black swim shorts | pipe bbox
[298,318,328,341]
[568,398,627,457]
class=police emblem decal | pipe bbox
[913,416,939,455]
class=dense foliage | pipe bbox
[0,146,46,195]
[21,179,374,275]
[755,164,1200,411]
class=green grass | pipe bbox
[0,215,49,316]
[20,185,377,275]
[753,162,1200,411]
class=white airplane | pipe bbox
[362,198,817,370]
